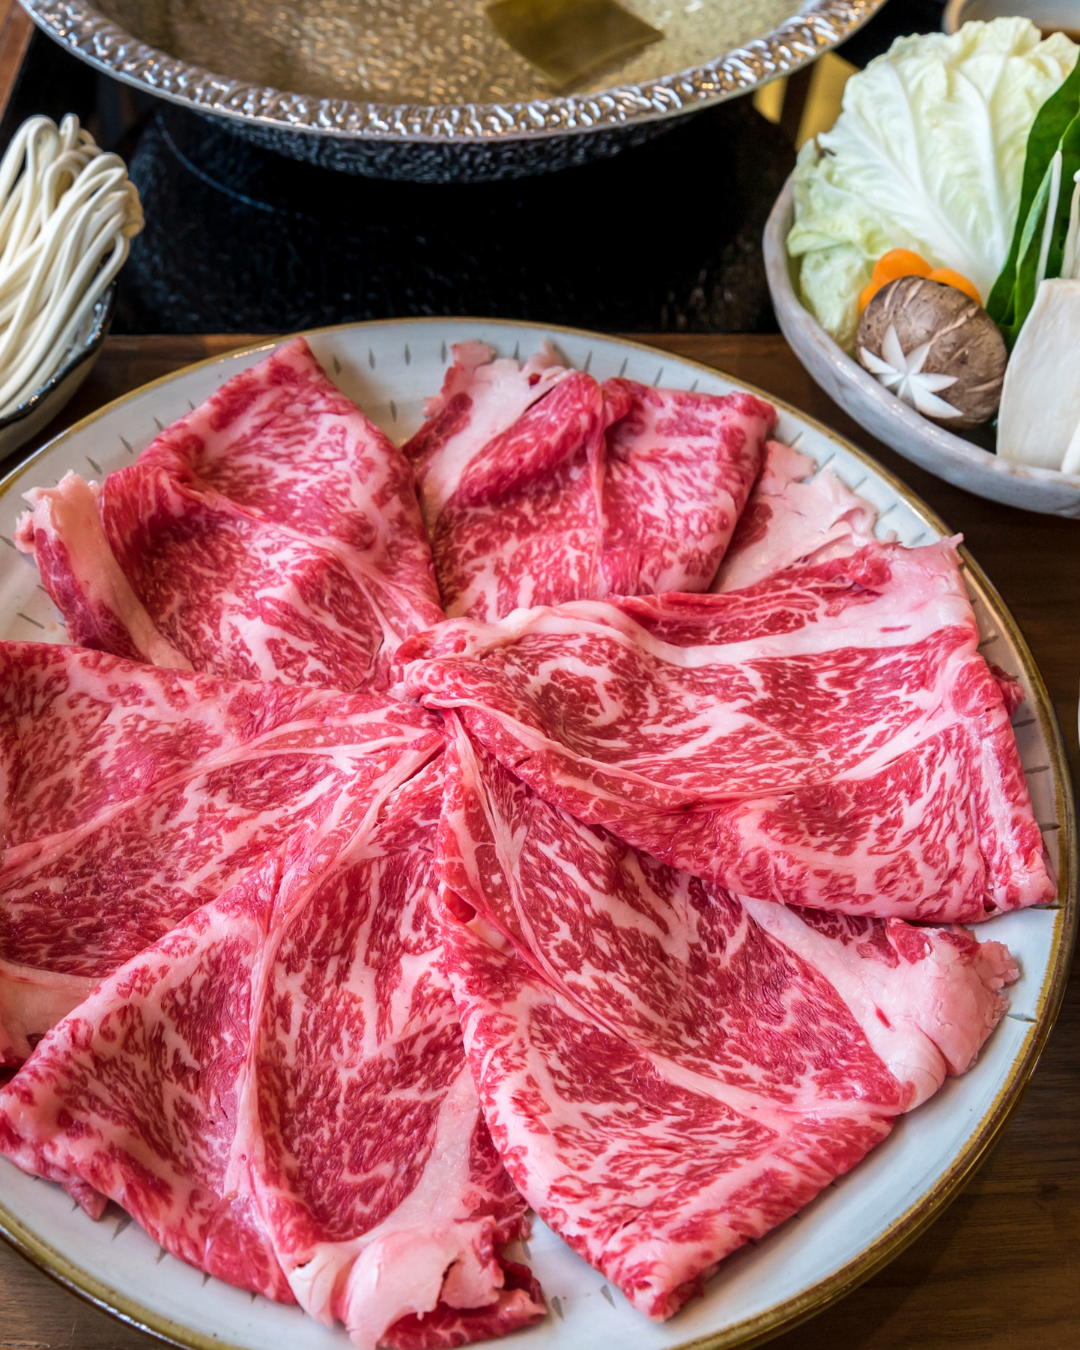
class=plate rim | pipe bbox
[0,316,1074,1350]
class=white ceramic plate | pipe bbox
[0,320,1074,1350]
[763,176,1080,518]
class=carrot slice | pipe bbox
[926,267,982,305]
[871,249,932,286]
[858,248,935,314]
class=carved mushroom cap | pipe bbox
[856,276,1008,430]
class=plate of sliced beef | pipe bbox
[0,320,1072,1350]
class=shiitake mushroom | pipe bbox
[855,276,1007,430]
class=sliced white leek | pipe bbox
[1035,150,1064,289]
[1060,170,1080,280]
[1061,408,1080,475]
[0,115,143,419]
[997,278,1080,469]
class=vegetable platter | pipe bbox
[766,17,1080,516]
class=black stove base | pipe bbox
[116,99,794,335]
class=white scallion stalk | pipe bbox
[1062,170,1080,280]
[1035,149,1063,290]
[0,115,143,418]
[997,279,1080,469]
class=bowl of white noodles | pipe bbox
[0,114,143,459]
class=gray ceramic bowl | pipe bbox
[763,177,1080,518]
[0,284,115,463]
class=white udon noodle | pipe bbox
[0,114,143,418]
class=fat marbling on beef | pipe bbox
[598,377,772,595]
[712,441,884,592]
[0,759,544,1350]
[402,343,772,619]
[433,720,1017,1319]
[16,337,443,691]
[0,642,443,1064]
[0,332,1039,1347]
[403,539,1052,922]
[403,341,619,620]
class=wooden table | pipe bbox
[1,333,1076,1350]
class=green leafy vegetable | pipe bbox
[987,57,1080,343]
[787,18,1077,350]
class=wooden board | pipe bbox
[1,331,1076,1350]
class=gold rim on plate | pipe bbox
[0,319,1074,1350]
